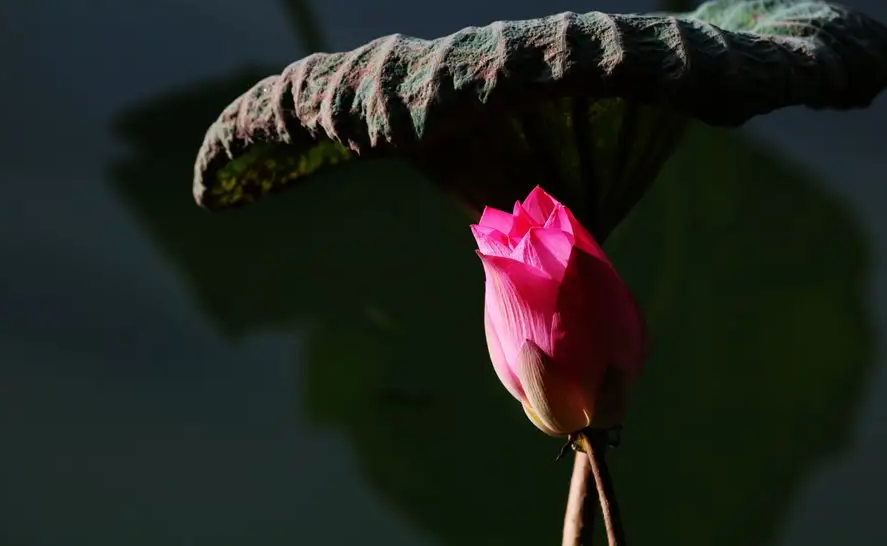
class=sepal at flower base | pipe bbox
[516,340,592,436]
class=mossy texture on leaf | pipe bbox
[193,0,887,238]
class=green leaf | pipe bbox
[113,80,874,543]
[109,1,876,544]
[193,0,887,242]
[605,123,873,544]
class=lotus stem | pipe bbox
[562,452,597,545]
[582,429,627,546]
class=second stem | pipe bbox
[581,430,627,546]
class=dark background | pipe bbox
[2,0,886,544]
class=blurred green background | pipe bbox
[1,0,886,545]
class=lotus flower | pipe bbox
[472,187,646,436]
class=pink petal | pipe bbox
[515,339,592,436]
[510,228,574,281]
[478,253,559,372]
[543,205,569,230]
[471,225,511,257]
[508,201,535,242]
[521,186,560,224]
[485,309,525,402]
[546,206,610,265]
[478,206,513,233]
[550,247,647,409]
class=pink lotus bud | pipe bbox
[472,186,646,436]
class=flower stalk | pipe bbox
[562,453,596,545]
[563,429,627,546]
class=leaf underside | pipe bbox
[193,0,887,238]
